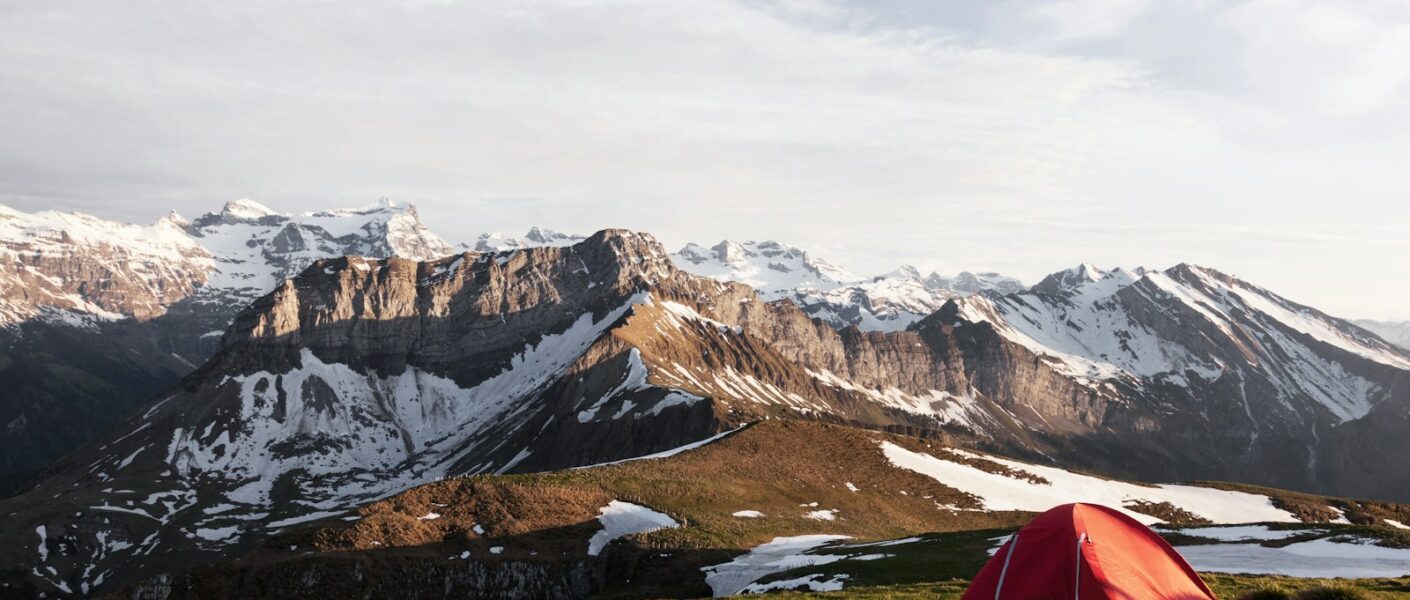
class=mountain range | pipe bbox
[0,199,451,492]
[1355,319,1410,351]
[671,239,1024,331]
[1,200,1408,597]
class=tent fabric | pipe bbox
[962,503,1217,600]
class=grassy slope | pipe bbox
[180,419,1410,598]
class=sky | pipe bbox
[1,0,1408,319]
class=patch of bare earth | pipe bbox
[1124,500,1212,525]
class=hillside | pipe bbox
[96,419,1410,599]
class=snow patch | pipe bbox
[1176,537,1410,578]
[879,442,1297,525]
[701,535,852,597]
[742,573,849,594]
[586,501,679,556]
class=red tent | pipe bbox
[962,503,1217,600]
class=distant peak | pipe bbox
[155,210,190,228]
[221,199,278,219]
[523,226,583,244]
[1163,263,1236,288]
[469,227,587,252]
[1075,263,1104,280]
[880,264,923,282]
[926,270,1026,295]
[711,239,750,259]
[588,228,658,244]
[360,196,412,213]
[1032,263,1109,295]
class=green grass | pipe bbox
[756,529,1003,587]
[743,528,1410,599]
[763,577,1410,599]
[1201,574,1410,598]
[766,576,1410,599]
[771,582,968,599]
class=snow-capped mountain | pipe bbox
[793,265,1025,331]
[941,262,1410,497]
[669,239,1023,331]
[186,198,453,310]
[1029,262,1147,295]
[0,231,1024,596]
[928,270,1027,295]
[467,227,586,252]
[671,239,860,296]
[0,199,454,492]
[0,198,452,327]
[461,233,1026,332]
[0,203,211,325]
[1355,319,1410,350]
[952,263,1410,400]
[5,231,1410,597]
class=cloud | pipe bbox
[0,0,1406,318]
[1221,0,1410,116]
[1030,0,1152,41]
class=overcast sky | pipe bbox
[2,0,1408,319]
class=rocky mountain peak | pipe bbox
[670,238,859,295]
[0,199,455,328]
[1163,262,1227,285]
[220,198,279,220]
[470,227,586,252]
[154,210,190,228]
[925,271,1026,295]
[881,264,923,282]
[0,203,213,323]
[710,239,751,263]
[1031,263,1108,294]
[574,228,674,281]
[524,226,585,245]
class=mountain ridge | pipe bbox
[4,229,1410,596]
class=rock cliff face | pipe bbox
[942,263,1410,496]
[0,199,451,327]
[0,205,210,323]
[0,199,453,492]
